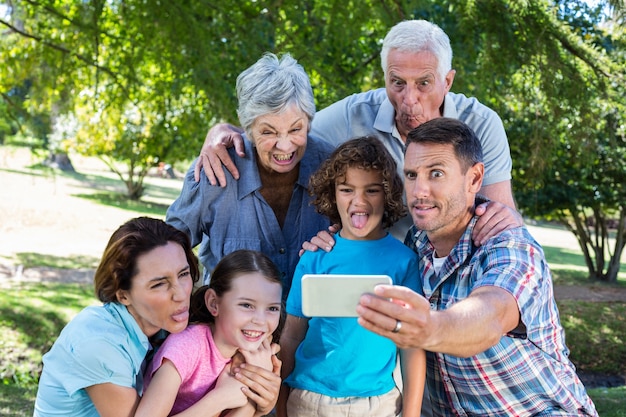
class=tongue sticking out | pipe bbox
[351,213,368,229]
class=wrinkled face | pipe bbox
[250,105,309,174]
[403,142,482,246]
[117,242,193,337]
[208,272,282,358]
[385,49,455,140]
[335,167,386,241]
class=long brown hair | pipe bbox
[94,217,200,303]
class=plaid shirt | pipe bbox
[405,203,598,416]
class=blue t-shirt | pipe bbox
[34,303,150,417]
[285,233,421,397]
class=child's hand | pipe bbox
[238,337,274,371]
[214,363,248,409]
[230,350,246,375]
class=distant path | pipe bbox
[2,263,626,302]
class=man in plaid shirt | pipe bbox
[357,117,598,416]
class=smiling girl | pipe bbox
[138,250,284,417]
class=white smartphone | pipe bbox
[301,274,392,317]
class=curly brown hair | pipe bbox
[309,136,406,229]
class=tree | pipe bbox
[503,1,626,282]
[1,0,624,285]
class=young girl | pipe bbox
[278,136,426,417]
[138,250,285,417]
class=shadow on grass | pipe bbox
[558,300,626,375]
[15,253,100,269]
[0,283,95,386]
[0,384,36,417]
[2,162,180,211]
[588,386,626,417]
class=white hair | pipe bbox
[236,53,315,139]
[381,20,453,81]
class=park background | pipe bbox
[1,0,625,415]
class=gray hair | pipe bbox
[381,20,453,81]
[236,53,316,139]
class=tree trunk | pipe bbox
[44,152,76,172]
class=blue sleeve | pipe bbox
[285,252,315,317]
[310,98,352,146]
[472,112,511,186]
[165,159,212,247]
[64,337,138,395]
[450,93,512,186]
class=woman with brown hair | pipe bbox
[34,217,281,417]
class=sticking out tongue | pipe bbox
[351,213,368,229]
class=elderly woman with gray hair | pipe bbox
[166,53,334,299]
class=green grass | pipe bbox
[0,384,36,417]
[558,301,626,375]
[0,283,98,387]
[588,386,626,417]
[74,191,172,217]
[543,244,626,287]
[12,253,100,269]
[0,281,624,416]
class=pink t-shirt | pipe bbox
[146,324,230,415]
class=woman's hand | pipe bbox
[299,224,340,256]
[193,123,246,187]
[233,352,282,416]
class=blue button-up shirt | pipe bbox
[166,135,333,296]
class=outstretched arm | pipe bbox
[194,123,246,187]
[357,285,519,357]
[87,362,249,417]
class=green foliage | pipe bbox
[1,0,626,275]
[508,9,626,282]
